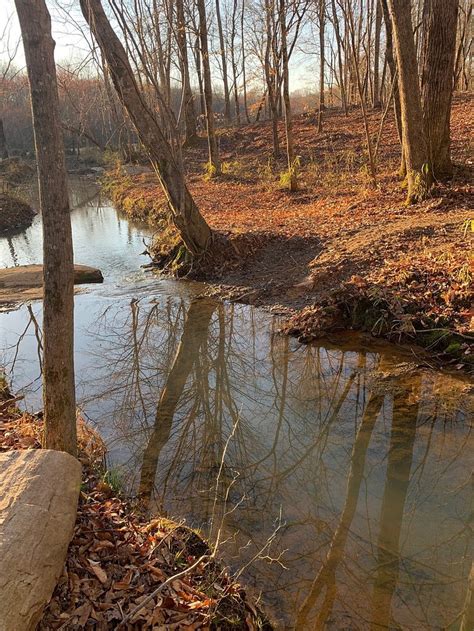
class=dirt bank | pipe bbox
[0,385,271,630]
[0,264,104,308]
[104,94,473,369]
[0,192,36,233]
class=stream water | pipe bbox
[0,180,472,629]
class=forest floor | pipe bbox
[0,381,271,630]
[108,94,472,368]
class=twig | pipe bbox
[117,553,209,627]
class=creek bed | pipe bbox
[0,180,472,629]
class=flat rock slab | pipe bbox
[0,264,104,307]
[0,449,81,631]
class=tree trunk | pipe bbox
[176,0,197,143]
[241,0,251,123]
[15,0,77,456]
[197,0,221,174]
[387,0,431,203]
[80,0,213,255]
[317,0,326,132]
[331,0,348,115]
[279,0,297,190]
[265,0,280,158]
[230,0,241,123]
[420,0,459,179]
[0,119,8,160]
[373,0,382,108]
[193,35,206,115]
[380,0,405,176]
[215,0,232,122]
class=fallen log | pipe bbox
[0,263,104,307]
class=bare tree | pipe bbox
[197,0,222,174]
[176,0,198,143]
[80,0,213,255]
[15,0,77,456]
[279,0,297,189]
[420,0,459,179]
[387,0,431,202]
[215,0,232,122]
[0,119,8,160]
[372,0,382,108]
[317,0,326,132]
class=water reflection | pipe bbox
[0,178,151,288]
[80,297,472,630]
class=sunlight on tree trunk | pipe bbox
[420,0,459,180]
[197,0,222,175]
[388,0,432,203]
[279,0,297,191]
[15,0,77,456]
[79,0,213,255]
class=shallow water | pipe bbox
[0,181,472,629]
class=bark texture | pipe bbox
[80,0,213,255]
[176,0,198,143]
[420,0,459,179]
[0,119,8,160]
[0,449,81,631]
[197,0,221,174]
[280,0,297,190]
[15,0,77,454]
[380,0,405,176]
[388,0,431,202]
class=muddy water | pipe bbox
[0,182,472,629]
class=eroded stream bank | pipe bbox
[0,181,472,629]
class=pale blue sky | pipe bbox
[1,0,316,91]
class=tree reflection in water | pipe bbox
[83,297,473,630]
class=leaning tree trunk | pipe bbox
[80,0,212,255]
[197,0,221,175]
[420,0,459,179]
[15,0,77,456]
[387,0,432,203]
[0,119,8,160]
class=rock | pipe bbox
[0,449,81,631]
[0,264,103,288]
[73,265,104,284]
[0,264,104,307]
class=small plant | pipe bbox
[102,466,124,495]
[279,156,300,190]
[462,218,473,237]
[203,161,217,181]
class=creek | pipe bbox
[0,180,472,629]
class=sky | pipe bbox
[1,0,316,92]
[1,0,94,69]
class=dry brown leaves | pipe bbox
[38,483,263,630]
[0,404,267,630]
